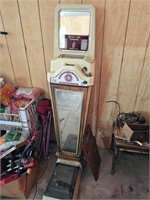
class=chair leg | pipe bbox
[109,133,114,154]
[110,136,119,175]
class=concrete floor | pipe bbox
[28,143,149,200]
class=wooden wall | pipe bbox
[0,0,150,148]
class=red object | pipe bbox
[22,159,38,169]
[13,87,44,99]
[0,174,18,185]
[0,83,16,106]
[23,173,28,192]
[11,98,30,114]
[112,188,119,196]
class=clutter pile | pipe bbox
[0,130,39,185]
[107,101,149,147]
[0,129,40,198]
[0,78,49,199]
[113,112,149,147]
[0,78,43,116]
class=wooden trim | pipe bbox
[50,84,90,160]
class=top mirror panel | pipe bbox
[59,10,90,52]
[54,4,95,58]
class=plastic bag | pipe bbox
[13,87,44,99]
[0,130,29,151]
[0,83,16,106]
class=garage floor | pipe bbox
[28,143,149,200]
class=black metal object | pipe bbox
[43,163,79,199]
[62,134,77,153]
[110,134,120,175]
[110,133,149,175]
[0,31,8,35]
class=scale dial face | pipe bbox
[65,74,72,82]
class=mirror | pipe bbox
[59,10,91,51]
[54,4,95,58]
[55,89,83,154]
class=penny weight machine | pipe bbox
[43,4,100,200]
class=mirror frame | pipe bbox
[54,4,95,59]
[50,84,88,160]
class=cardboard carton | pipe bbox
[0,163,39,199]
[122,123,149,142]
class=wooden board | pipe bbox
[0,0,32,87]
[117,0,150,113]
[38,0,59,73]
[134,34,150,122]
[83,0,105,136]
[97,0,130,147]
[60,0,81,3]
[0,11,16,85]
[0,0,149,148]
[38,0,59,97]
[18,0,48,96]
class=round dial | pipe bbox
[65,74,72,81]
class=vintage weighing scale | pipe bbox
[43,4,100,200]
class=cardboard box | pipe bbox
[122,123,149,142]
[0,163,39,199]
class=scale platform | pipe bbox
[43,163,80,200]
